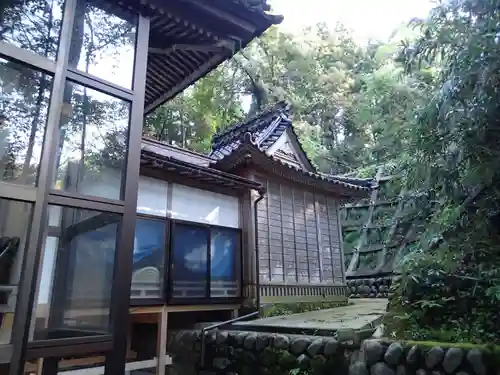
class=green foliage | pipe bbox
[143,0,500,345]
[144,23,425,173]
[383,0,500,345]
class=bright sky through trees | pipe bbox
[270,0,435,43]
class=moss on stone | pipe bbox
[170,328,500,375]
[400,340,500,351]
[310,354,327,374]
[261,346,278,366]
[276,349,297,370]
[240,365,254,375]
[262,300,348,317]
[242,350,256,364]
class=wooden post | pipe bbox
[156,307,168,375]
[231,308,238,319]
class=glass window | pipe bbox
[131,218,165,299]
[170,224,209,299]
[32,206,120,340]
[53,81,130,200]
[0,0,63,60]
[0,199,33,345]
[69,0,137,88]
[137,177,168,217]
[171,184,240,228]
[169,223,242,300]
[0,58,52,186]
[210,228,240,298]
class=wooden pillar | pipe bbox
[240,171,257,305]
[156,307,169,375]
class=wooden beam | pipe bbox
[131,313,159,324]
[129,304,241,314]
[56,358,160,375]
[148,42,233,55]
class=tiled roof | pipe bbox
[210,101,291,159]
[317,173,374,189]
[240,0,272,11]
[210,101,318,171]
[209,102,374,195]
[141,148,264,193]
[192,0,283,24]
[212,133,373,197]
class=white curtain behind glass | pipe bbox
[136,176,168,217]
[171,184,239,228]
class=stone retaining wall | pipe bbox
[347,277,394,298]
[168,330,494,375]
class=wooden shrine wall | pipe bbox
[255,176,345,286]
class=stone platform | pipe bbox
[228,299,388,336]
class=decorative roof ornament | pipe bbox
[243,131,255,144]
[211,101,290,146]
[244,0,271,11]
[209,101,315,171]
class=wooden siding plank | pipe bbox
[255,173,346,286]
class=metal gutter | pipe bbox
[253,188,266,313]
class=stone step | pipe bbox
[222,299,386,338]
[222,322,339,336]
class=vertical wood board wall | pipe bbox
[255,176,344,285]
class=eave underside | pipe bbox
[117,0,282,113]
[140,150,264,194]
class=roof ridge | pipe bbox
[219,0,283,22]
[211,100,291,145]
[254,114,285,147]
[211,142,372,195]
[240,0,271,11]
[319,172,374,182]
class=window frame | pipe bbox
[67,0,139,92]
[51,78,133,202]
[166,218,243,306]
[0,198,34,349]
[129,213,169,307]
[0,58,55,190]
[0,0,150,371]
[32,206,122,342]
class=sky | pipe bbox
[269,0,435,43]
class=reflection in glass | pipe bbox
[32,206,120,340]
[170,224,209,299]
[69,0,137,88]
[131,218,165,299]
[0,199,33,345]
[0,0,63,60]
[0,58,53,185]
[170,224,241,300]
[53,81,130,200]
[210,228,239,298]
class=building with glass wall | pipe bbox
[0,0,282,374]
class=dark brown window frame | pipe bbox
[129,213,169,307]
[36,209,121,341]
[0,0,150,371]
[130,215,244,306]
[167,218,243,306]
